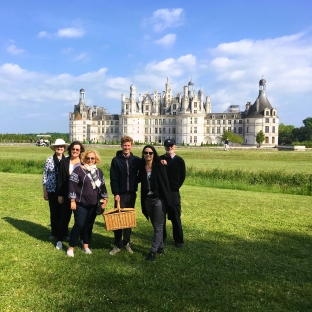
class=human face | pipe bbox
[165,144,176,154]
[85,152,96,165]
[121,141,132,156]
[55,145,65,156]
[71,144,81,158]
[143,148,154,162]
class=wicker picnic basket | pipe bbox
[103,200,136,231]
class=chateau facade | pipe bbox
[69,78,279,146]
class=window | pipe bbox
[159,128,162,134]
[194,118,198,124]
[110,127,113,133]
[145,128,148,134]
[228,127,232,132]
[123,127,127,133]
[172,128,176,134]
[223,120,226,124]
[126,104,129,109]
[217,127,220,134]
[155,119,158,125]
[194,110,197,114]
[272,126,275,133]
[272,137,275,144]
[194,102,197,108]
[228,120,232,124]
[194,136,197,143]
[265,118,269,123]
[238,127,243,134]
[124,119,127,125]
[194,127,197,133]
[265,126,269,133]
[234,120,237,124]
[246,127,248,133]
[217,120,221,125]
[114,127,118,133]
[155,128,158,133]
[273,119,275,123]
[190,136,192,143]
[212,128,215,134]
[266,111,269,116]
[239,120,243,124]
[234,128,236,133]
[190,118,192,124]
[265,137,269,143]
[145,105,149,110]
[163,128,165,134]
[173,104,176,110]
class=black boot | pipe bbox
[145,251,156,261]
[157,247,165,255]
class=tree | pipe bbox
[302,117,312,128]
[278,123,295,145]
[221,131,243,144]
[256,130,265,147]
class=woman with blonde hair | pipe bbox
[66,149,108,257]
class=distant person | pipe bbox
[224,138,229,151]
[42,139,69,239]
[66,150,108,257]
[55,141,85,251]
[109,136,140,255]
[138,145,173,261]
[160,139,186,248]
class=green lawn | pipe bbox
[1,145,312,173]
[0,169,311,311]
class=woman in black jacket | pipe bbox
[138,145,173,261]
[55,141,85,251]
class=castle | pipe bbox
[69,78,278,146]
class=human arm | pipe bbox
[179,157,186,187]
[110,158,120,197]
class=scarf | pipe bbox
[53,153,65,173]
[84,164,101,189]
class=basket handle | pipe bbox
[116,199,121,212]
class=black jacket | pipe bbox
[160,154,186,192]
[138,159,174,220]
[57,157,72,198]
[110,151,140,196]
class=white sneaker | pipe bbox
[109,246,121,255]
[83,248,92,254]
[56,241,62,250]
[67,249,74,257]
[125,243,133,254]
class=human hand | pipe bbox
[58,196,64,204]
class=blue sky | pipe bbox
[1,0,311,133]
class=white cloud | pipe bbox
[145,8,184,32]
[57,27,85,38]
[6,44,25,55]
[38,31,49,38]
[145,54,196,77]
[73,53,88,62]
[153,34,176,47]
[38,27,85,39]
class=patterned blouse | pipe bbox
[42,155,60,193]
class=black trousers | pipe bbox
[56,199,72,241]
[163,191,184,244]
[48,192,62,236]
[113,193,136,248]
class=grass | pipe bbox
[0,171,311,311]
[1,146,312,196]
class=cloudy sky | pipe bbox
[1,0,311,133]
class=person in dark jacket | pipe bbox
[55,141,85,251]
[109,136,140,255]
[67,150,108,257]
[138,145,173,261]
[42,139,69,239]
[160,139,186,248]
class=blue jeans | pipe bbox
[145,197,165,252]
[69,203,96,247]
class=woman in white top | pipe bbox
[55,141,85,251]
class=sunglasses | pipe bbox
[86,157,95,161]
[71,148,80,152]
[144,151,154,155]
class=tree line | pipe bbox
[0,133,70,143]
[279,117,312,146]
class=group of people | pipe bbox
[42,135,186,261]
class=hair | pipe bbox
[121,136,133,145]
[68,140,85,156]
[81,149,101,164]
[142,145,159,162]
